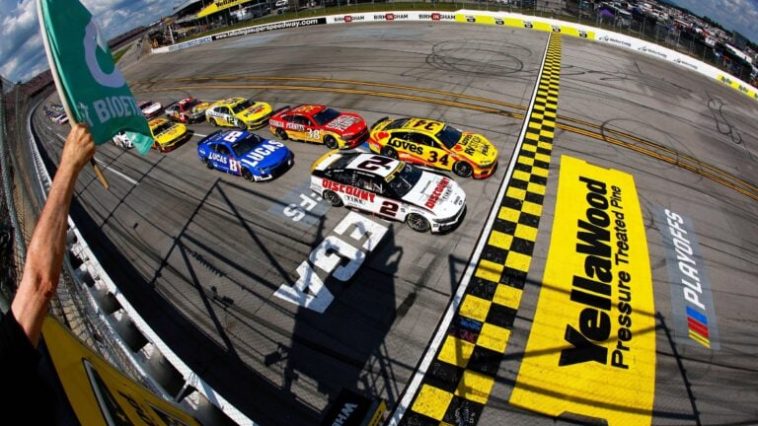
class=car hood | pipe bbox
[239,140,290,169]
[240,103,272,121]
[155,124,186,144]
[192,102,211,114]
[143,103,162,113]
[402,172,466,218]
[323,113,366,136]
[451,133,498,166]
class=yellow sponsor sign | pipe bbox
[198,0,256,18]
[717,74,758,101]
[510,155,655,425]
[43,318,200,426]
[558,25,595,40]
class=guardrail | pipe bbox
[150,9,758,102]
[27,99,256,426]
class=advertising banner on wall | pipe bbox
[43,318,200,425]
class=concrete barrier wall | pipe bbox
[26,99,255,426]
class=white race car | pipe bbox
[311,151,466,233]
[112,132,133,149]
[139,100,163,118]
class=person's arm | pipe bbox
[11,124,95,346]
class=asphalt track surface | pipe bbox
[33,22,757,425]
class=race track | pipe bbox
[33,21,758,425]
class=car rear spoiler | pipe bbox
[272,105,291,116]
[370,116,389,131]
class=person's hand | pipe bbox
[60,123,95,174]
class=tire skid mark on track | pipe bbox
[134,76,757,200]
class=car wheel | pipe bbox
[276,128,289,140]
[380,146,398,159]
[453,161,473,178]
[407,213,431,233]
[209,118,218,127]
[324,136,338,149]
[323,190,343,207]
[242,169,254,181]
[204,159,214,169]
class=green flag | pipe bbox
[37,0,153,154]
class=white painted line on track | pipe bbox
[388,35,554,425]
[52,132,139,186]
[192,132,208,138]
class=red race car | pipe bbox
[268,104,368,149]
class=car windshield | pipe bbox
[151,122,173,135]
[387,163,422,197]
[313,108,341,125]
[231,133,262,156]
[232,100,253,114]
[436,125,462,149]
[184,99,199,109]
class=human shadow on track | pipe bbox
[273,220,403,422]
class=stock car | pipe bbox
[165,97,211,123]
[268,104,368,149]
[197,130,294,181]
[149,118,190,152]
[311,151,467,233]
[368,117,498,179]
[205,97,272,129]
[139,100,164,118]
[112,132,133,149]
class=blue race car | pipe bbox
[197,130,293,181]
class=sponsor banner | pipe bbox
[717,74,758,100]
[418,12,455,21]
[43,317,199,425]
[213,17,326,40]
[198,0,256,18]
[656,208,720,349]
[371,12,411,21]
[511,155,655,425]
[165,35,213,52]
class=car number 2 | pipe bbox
[379,201,399,217]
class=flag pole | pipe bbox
[37,0,109,191]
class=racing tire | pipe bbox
[453,161,473,178]
[204,159,214,169]
[276,128,289,141]
[324,136,339,150]
[407,213,431,233]
[209,118,218,127]
[242,169,254,181]
[380,146,398,159]
[323,190,343,207]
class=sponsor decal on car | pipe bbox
[424,177,450,209]
[322,179,375,202]
[325,115,359,132]
[388,138,423,155]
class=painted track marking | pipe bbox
[388,34,563,425]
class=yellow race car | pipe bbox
[368,117,498,179]
[205,97,272,129]
[149,117,189,152]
